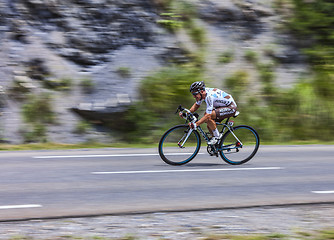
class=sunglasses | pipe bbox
[192,91,200,96]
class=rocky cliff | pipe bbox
[0,0,307,144]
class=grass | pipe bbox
[0,140,333,151]
[260,140,334,145]
[0,142,157,151]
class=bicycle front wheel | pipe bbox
[159,125,201,165]
[219,125,259,165]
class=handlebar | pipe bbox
[175,105,198,123]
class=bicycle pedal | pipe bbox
[209,153,218,157]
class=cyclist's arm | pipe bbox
[196,95,213,126]
[189,102,200,113]
[179,102,200,118]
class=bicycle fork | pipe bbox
[178,128,193,148]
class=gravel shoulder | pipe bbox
[0,204,334,239]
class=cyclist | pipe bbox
[182,81,237,145]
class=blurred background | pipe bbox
[0,0,333,145]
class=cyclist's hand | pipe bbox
[189,122,197,130]
[179,112,187,119]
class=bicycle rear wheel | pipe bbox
[219,125,259,165]
[159,125,201,165]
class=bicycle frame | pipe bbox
[180,118,242,152]
[216,120,243,151]
[177,105,242,152]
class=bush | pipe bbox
[115,104,157,143]
[225,70,249,100]
[244,50,258,63]
[287,0,334,101]
[157,13,183,32]
[288,0,334,46]
[42,77,73,91]
[22,93,56,124]
[240,80,334,142]
[257,62,276,83]
[186,21,207,47]
[116,67,131,78]
[140,65,204,116]
[20,93,56,143]
[218,51,234,64]
[21,123,47,143]
[73,121,91,135]
[170,0,197,21]
[109,65,205,142]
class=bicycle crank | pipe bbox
[207,145,219,157]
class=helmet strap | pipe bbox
[199,90,204,100]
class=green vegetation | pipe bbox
[80,78,95,94]
[44,77,73,91]
[4,0,333,146]
[244,50,259,63]
[157,12,183,32]
[219,0,334,143]
[116,67,132,78]
[73,121,91,135]
[225,71,249,100]
[22,93,55,124]
[113,65,204,142]
[0,142,157,151]
[257,62,277,101]
[139,65,201,116]
[20,123,48,143]
[186,20,207,47]
[157,0,206,48]
[20,93,56,143]
[108,103,156,143]
[1,139,333,151]
[287,0,334,101]
[112,0,334,144]
[218,51,234,64]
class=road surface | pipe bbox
[0,145,333,221]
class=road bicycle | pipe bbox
[158,105,260,165]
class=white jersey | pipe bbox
[196,88,236,114]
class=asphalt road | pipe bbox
[0,145,334,221]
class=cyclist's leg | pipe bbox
[199,111,217,137]
[206,111,217,135]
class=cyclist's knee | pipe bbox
[203,116,215,123]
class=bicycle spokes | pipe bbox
[159,125,201,165]
[219,125,259,165]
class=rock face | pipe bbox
[2,0,160,66]
[0,0,307,144]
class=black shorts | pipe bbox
[214,103,237,122]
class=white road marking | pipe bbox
[0,204,42,210]
[92,167,284,175]
[34,153,204,159]
[312,190,334,194]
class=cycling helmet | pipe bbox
[189,81,205,93]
